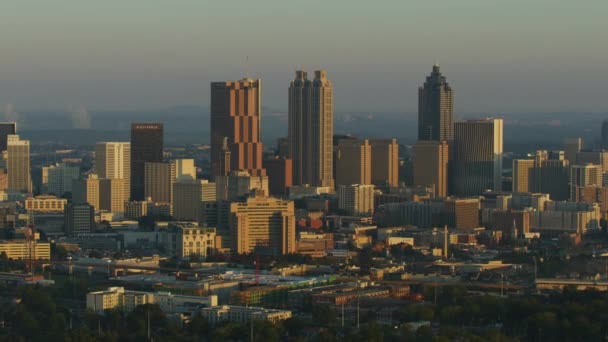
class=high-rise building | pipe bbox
[64,203,95,235]
[7,134,31,193]
[96,142,131,201]
[288,70,334,188]
[337,184,375,216]
[413,140,449,197]
[172,179,216,221]
[72,174,100,209]
[452,118,503,196]
[45,163,80,196]
[564,138,582,163]
[0,122,16,152]
[570,164,603,200]
[215,170,268,201]
[99,178,127,213]
[512,159,535,193]
[370,139,399,188]
[418,65,453,142]
[603,120,608,149]
[144,159,196,204]
[443,198,480,230]
[130,123,163,200]
[576,150,608,173]
[229,192,296,255]
[335,139,371,186]
[210,78,265,178]
[263,156,293,196]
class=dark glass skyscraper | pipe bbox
[602,119,608,149]
[418,65,453,141]
[130,123,163,200]
[0,122,16,152]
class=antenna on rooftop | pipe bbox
[245,56,250,79]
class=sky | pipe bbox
[0,0,607,114]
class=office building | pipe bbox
[512,159,535,193]
[165,223,217,258]
[216,170,268,201]
[418,65,453,141]
[576,150,608,173]
[25,195,67,213]
[370,138,399,188]
[0,122,16,152]
[229,192,296,255]
[130,123,163,200]
[124,201,148,220]
[99,178,127,213]
[263,156,292,196]
[492,210,530,238]
[210,78,265,178]
[172,179,216,221]
[335,139,371,186]
[413,140,449,197]
[288,70,334,188]
[443,198,480,230]
[531,201,601,235]
[0,240,50,260]
[87,287,218,315]
[337,184,375,216]
[72,174,100,209]
[96,142,131,201]
[452,118,503,196]
[513,151,570,200]
[144,162,175,204]
[603,120,608,149]
[64,203,95,235]
[200,305,292,326]
[7,134,31,193]
[45,163,80,196]
[564,138,582,163]
[570,164,603,200]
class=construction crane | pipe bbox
[25,210,37,275]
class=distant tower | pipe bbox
[602,120,608,149]
[418,65,453,142]
[130,123,164,200]
[288,70,334,188]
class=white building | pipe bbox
[338,184,375,215]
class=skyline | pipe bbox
[0,1,607,112]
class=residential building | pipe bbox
[200,305,292,326]
[338,184,375,216]
[570,164,602,200]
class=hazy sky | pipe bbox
[0,1,607,114]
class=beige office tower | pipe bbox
[7,135,31,193]
[95,142,131,201]
[370,138,399,188]
[99,178,126,213]
[512,159,535,193]
[413,140,449,197]
[570,164,602,200]
[72,174,100,209]
[452,118,503,196]
[173,179,216,221]
[288,70,334,188]
[144,159,196,204]
[564,138,582,163]
[337,184,375,216]
[215,170,268,201]
[229,192,296,255]
[335,139,371,186]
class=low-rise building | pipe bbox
[25,195,67,213]
[0,240,51,260]
[86,287,218,314]
[199,305,292,325]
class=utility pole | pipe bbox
[147,308,151,341]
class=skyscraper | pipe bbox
[564,138,582,163]
[130,123,163,201]
[602,120,608,149]
[335,139,371,186]
[512,151,570,200]
[413,140,449,197]
[7,134,31,193]
[96,142,131,201]
[452,118,503,196]
[512,159,535,193]
[418,65,453,142]
[0,122,16,152]
[288,70,334,188]
[570,164,602,200]
[370,138,399,188]
[210,78,265,178]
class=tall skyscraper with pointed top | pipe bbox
[288,70,334,188]
[418,65,453,141]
